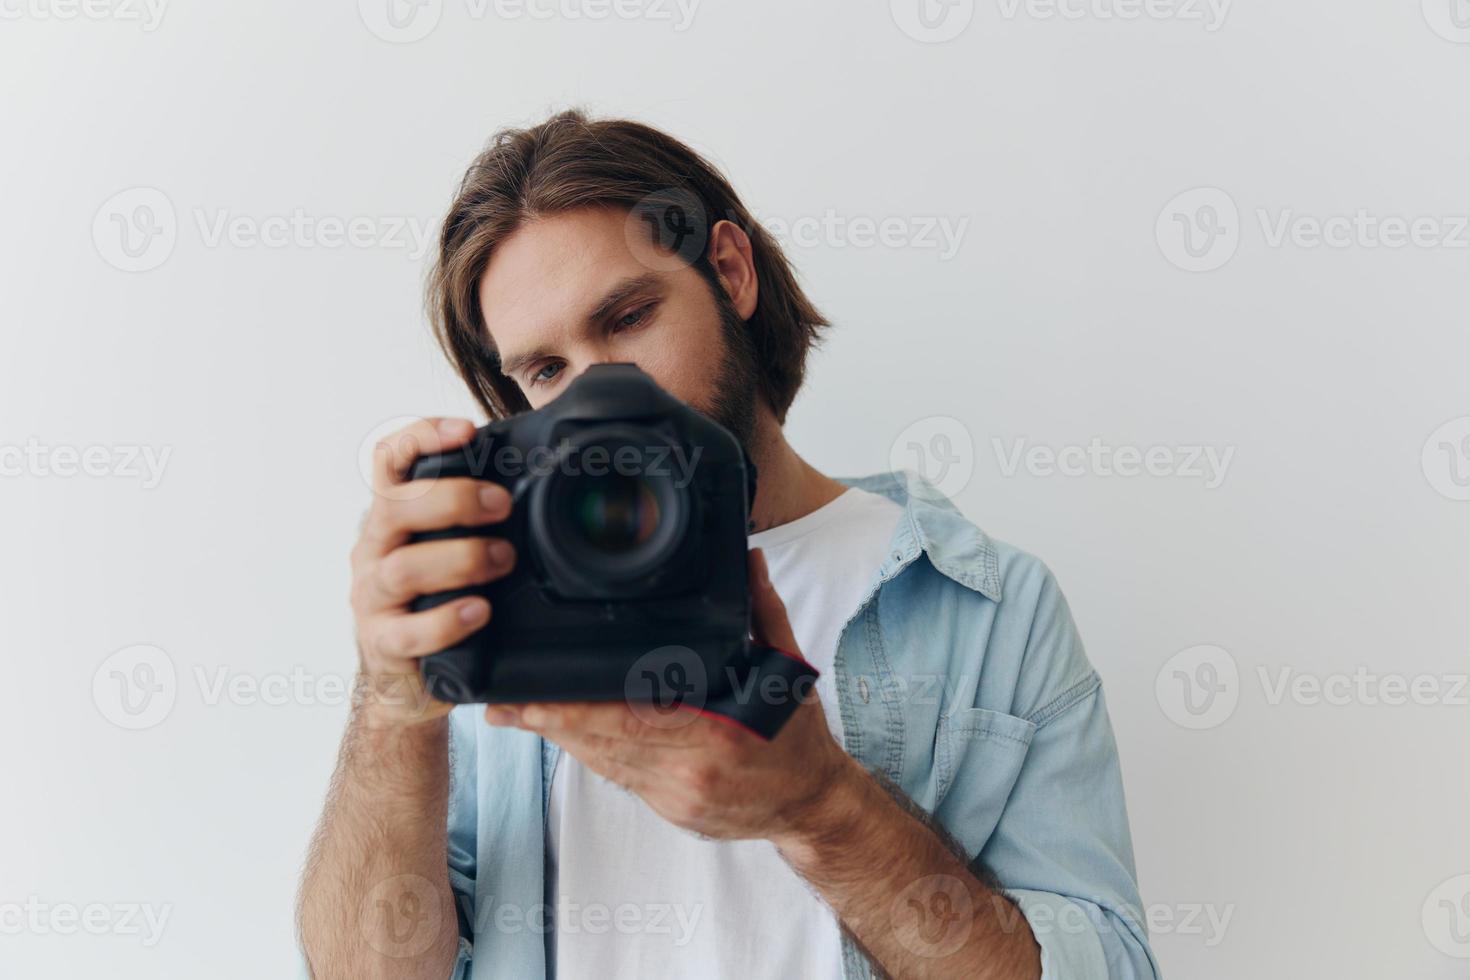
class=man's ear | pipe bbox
[707,219,760,321]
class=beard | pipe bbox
[700,283,761,451]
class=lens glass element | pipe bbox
[566,474,661,555]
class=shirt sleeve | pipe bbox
[989,684,1159,979]
[971,565,1161,980]
[445,706,481,977]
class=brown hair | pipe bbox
[425,108,829,423]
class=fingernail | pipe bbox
[488,539,514,566]
[459,598,490,625]
[438,418,473,439]
[480,485,507,515]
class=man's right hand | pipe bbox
[349,417,517,727]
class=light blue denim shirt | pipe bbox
[311,469,1159,979]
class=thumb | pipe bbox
[748,548,800,657]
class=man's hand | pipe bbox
[488,547,857,841]
[495,548,1043,979]
[350,416,517,727]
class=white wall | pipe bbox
[2,1,1467,976]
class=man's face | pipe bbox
[477,206,758,445]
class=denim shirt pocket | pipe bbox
[934,707,1037,844]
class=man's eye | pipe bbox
[614,304,653,331]
[530,362,563,387]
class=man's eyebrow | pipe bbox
[497,272,665,378]
[585,272,663,325]
[498,344,551,379]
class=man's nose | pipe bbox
[572,351,635,380]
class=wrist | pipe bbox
[347,702,450,784]
[353,670,450,729]
[770,753,874,865]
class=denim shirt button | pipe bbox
[857,677,871,704]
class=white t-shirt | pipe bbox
[546,487,904,979]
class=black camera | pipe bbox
[405,363,814,738]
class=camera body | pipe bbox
[406,363,757,709]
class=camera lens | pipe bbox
[566,474,661,555]
[531,426,694,592]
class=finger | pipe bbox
[748,548,800,656]
[366,536,516,610]
[360,478,512,556]
[371,417,477,494]
[358,596,490,670]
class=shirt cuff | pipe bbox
[1006,888,1110,980]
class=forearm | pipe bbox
[772,757,1041,980]
[297,706,460,980]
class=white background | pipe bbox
[2,0,1468,977]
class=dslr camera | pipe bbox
[406,363,814,738]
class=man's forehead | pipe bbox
[478,208,644,348]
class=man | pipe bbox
[297,109,1160,980]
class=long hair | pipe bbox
[425,108,829,422]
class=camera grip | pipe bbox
[410,585,492,705]
[701,645,819,741]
